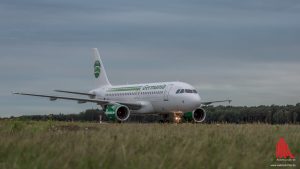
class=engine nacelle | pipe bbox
[105,104,130,122]
[183,108,206,123]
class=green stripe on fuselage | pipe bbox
[107,86,142,92]
[107,84,167,92]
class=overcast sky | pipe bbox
[1,0,300,117]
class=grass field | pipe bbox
[0,120,299,169]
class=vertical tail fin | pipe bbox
[92,48,111,87]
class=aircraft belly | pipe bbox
[132,100,154,114]
[151,101,177,113]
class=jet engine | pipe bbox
[104,104,130,122]
[183,108,206,123]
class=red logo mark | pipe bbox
[276,137,295,159]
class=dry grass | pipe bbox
[0,120,299,169]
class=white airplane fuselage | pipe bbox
[90,81,201,114]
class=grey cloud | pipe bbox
[0,0,300,116]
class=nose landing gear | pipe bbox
[172,112,182,123]
[160,112,183,123]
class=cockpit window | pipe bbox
[185,89,193,93]
[176,89,198,94]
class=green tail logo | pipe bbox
[94,60,101,78]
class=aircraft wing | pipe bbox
[13,92,142,110]
[201,99,232,106]
[54,90,96,97]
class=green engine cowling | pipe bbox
[183,108,206,123]
[105,104,130,122]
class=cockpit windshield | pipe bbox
[185,89,193,93]
[176,89,198,94]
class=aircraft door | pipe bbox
[164,84,174,101]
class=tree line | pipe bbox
[6,103,300,124]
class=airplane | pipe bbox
[14,48,231,123]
